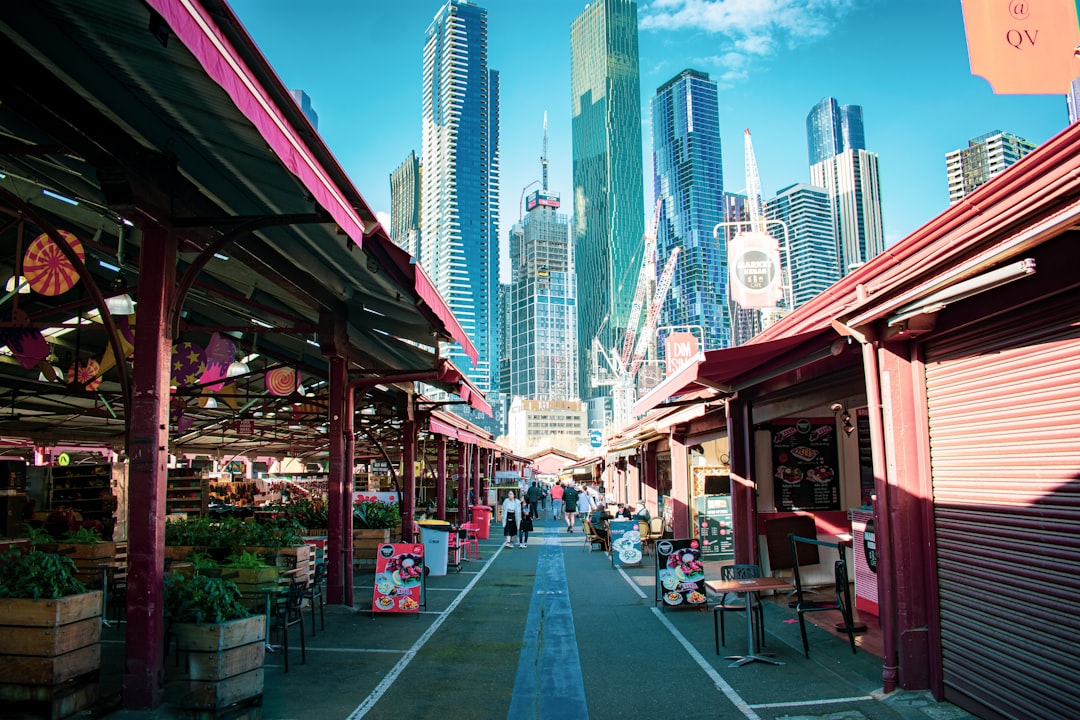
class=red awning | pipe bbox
[428,416,460,439]
[633,330,837,415]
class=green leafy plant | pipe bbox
[0,548,87,599]
[188,551,220,570]
[353,500,400,530]
[60,526,104,544]
[221,551,271,569]
[22,526,55,546]
[163,571,250,624]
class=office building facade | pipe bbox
[570,0,645,402]
[651,69,729,356]
[765,183,839,309]
[420,1,500,422]
[289,89,318,130]
[945,130,1036,204]
[389,150,421,257]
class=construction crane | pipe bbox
[591,199,678,431]
[744,128,766,232]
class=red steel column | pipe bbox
[727,397,757,565]
[669,434,691,538]
[343,385,354,606]
[435,434,447,521]
[123,221,175,710]
[472,445,482,515]
[401,419,417,542]
[327,353,348,604]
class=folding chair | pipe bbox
[788,534,857,659]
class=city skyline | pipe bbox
[228,0,1068,287]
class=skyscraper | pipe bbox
[570,0,645,403]
[807,97,884,276]
[289,89,318,130]
[945,130,1036,204]
[389,150,420,257]
[421,0,499,425]
[765,183,839,309]
[651,69,728,355]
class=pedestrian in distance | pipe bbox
[550,481,564,520]
[525,481,541,518]
[517,505,533,548]
[563,483,579,533]
[502,491,521,548]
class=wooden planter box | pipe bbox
[353,528,391,563]
[173,615,265,711]
[0,591,103,719]
[244,545,311,582]
[56,542,116,588]
[220,567,281,613]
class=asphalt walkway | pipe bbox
[83,515,978,720]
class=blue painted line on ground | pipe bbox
[506,532,589,720]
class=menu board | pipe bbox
[608,520,643,567]
[371,543,424,614]
[694,495,733,560]
[856,408,875,507]
[655,538,708,609]
[771,417,841,512]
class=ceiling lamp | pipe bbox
[104,293,136,315]
[5,275,29,294]
[226,361,250,378]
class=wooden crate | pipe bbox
[174,616,265,711]
[0,675,99,720]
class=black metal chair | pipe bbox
[788,534,857,659]
[305,562,326,635]
[712,564,765,654]
[275,579,307,672]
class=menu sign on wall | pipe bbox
[608,520,643,567]
[371,543,424,614]
[771,417,841,512]
[655,539,708,609]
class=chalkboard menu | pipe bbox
[609,520,643,566]
[857,408,875,507]
[371,543,425,614]
[694,495,733,560]
[655,539,708,609]
[771,417,841,512]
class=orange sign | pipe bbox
[962,0,1080,94]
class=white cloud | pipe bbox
[640,0,858,57]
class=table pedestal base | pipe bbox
[725,653,785,667]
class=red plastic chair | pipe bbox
[459,523,480,560]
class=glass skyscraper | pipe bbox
[421,0,499,426]
[570,0,645,402]
[765,183,839,309]
[806,97,883,275]
[389,150,420,258]
[651,69,729,355]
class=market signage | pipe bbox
[609,520,643,567]
[371,543,424,614]
[664,332,699,377]
[728,230,782,309]
[771,418,841,512]
[655,538,708,608]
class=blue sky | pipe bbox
[228,0,1071,280]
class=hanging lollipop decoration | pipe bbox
[23,230,85,296]
[266,366,299,397]
[200,332,236,392]
[67,359,102,391]
[171,342,207,387]
[0,309,50,370]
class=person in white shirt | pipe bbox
[501,491,522,548]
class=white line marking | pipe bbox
[651,607,761,720]
[750,695,875,709]
[616,565,648,599]
[346,544,505,719]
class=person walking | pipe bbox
[502,491,521,548]
[563,483,579,533]
[549,481,564,521]
[517,505,534,548]
[525,481,541,518]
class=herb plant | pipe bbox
[0,548,87,599]
[353,500,401,530]
[163,571,250,624]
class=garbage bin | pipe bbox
[470,505,491,539]
[417,520,451,576]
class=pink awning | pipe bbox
[428,416,460,439]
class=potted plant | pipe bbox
[353,500,401,562]
[239,518,310,582]
[0,547,102,716]
[163,571,266,712]
[219,551,279,612]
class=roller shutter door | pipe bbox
[924,294,1080,720]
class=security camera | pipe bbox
[830,402,844,412]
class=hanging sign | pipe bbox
[663,332,699,377]
[371,543,424,614]
[728,231,782,309]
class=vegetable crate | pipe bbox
[173,615,266,713]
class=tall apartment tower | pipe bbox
[651,69,729,354]
[765,183,839,309]
[1069,77,1080,125]
[389,151,421,257]
[421,0,500,422]
[289,89,318,130]
[945,131,1036,204]
[508,123,577,402]
[807,97,884,276]
[570,0,645,403]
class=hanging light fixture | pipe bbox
[226,360,250,378]
[103,276,135,315]
[5,276,29,294]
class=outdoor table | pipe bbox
[705,576,793,667]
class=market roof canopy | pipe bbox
[0,0,485,455]
[633,330,838,416]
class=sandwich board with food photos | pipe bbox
[371,543,425,615]
[655,538,708,611]
[608,519,643,567]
